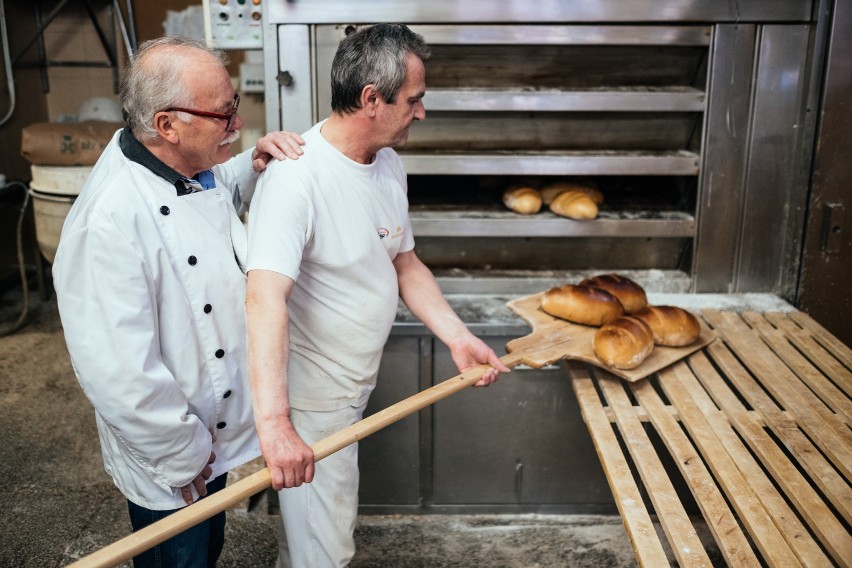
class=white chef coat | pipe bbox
[53,129,261,510]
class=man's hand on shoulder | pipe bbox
[252,131,305,172]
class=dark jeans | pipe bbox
[127,474,228,568]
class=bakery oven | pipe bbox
[260,1,829,514]
[263,1,823,298]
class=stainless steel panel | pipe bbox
[267,1,812,25]
[414,237,691,271]
[410,211,695,238]
[313,25,339,122]
[274,25,313,133]
[425,87,705,112]
[393,295,528,336]
[797,0,851,346]
[262,21,280,131]
[401,151,700,176]
[735,25,814,296]
[408,25,711,45]
[431,338,613,508]
[407,112,700,151]
[424,44,708,90]
[692,25,756,292]
[358,336,423,506]
[433,271,693,295]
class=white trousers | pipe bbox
[275,402,366,568]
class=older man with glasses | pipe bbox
[52,36,304,568]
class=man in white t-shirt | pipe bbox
[245,23,510,567]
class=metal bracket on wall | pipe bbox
[11,0,137,94]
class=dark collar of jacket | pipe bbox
[119,128,213,196]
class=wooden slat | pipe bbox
[700,336,852,525]
[789,310,852,372]
[627,374,790,567]
[568,366,670,568]
[763,312,852,391]
[660,361,832,566]
[703,310,852,480]
[686,350,852,564]
[742,312,852,425]
[713,310,851,440]
[602,374,758,566]
[594,373,714,568]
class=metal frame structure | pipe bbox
[12,0,137,93]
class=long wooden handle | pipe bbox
[68,352,528,568]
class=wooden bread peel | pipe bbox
[68,291,714,567]
[506,291,715,382]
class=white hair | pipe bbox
[120,36,228,141]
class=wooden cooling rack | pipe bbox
[568,309,851,567]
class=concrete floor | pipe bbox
[0,287,646,567]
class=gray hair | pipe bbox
[120,36,229,141]
[330,24,430,113]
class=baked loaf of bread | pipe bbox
[541,284,624,326]
[594,316,655,369]
[540,181,603,206]
[580,273,648,314]
[549,190,599,220]
[633,305,701,346]
[502,186,542,215]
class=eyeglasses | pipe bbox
[164,93,240,131]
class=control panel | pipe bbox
[239,50,264,93]
[206,0,263,49]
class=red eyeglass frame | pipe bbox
[163,93,240,130]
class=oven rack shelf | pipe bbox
[429,268,694,296]
[409,209,694,238]
[409,24,712,46]
[424,87,706,112]
[400,150,700,176]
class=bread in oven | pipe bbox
[502,185,542,215]
[548,189,599,220]
[540,181,603,206]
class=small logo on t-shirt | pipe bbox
[377,228,390,239]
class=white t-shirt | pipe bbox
[247,120,415,410]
